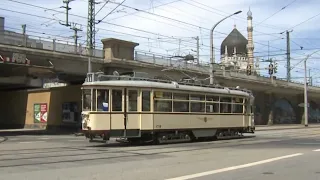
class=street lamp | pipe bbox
[210,10,242,84]
[303,49,320,127]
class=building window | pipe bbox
[97,89,109,111]
[82,89,91,111]
[112,89,122,111]
[128,90,138,111]
[142,90,150,111]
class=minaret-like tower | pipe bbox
[247,8,254,69]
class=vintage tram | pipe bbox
[81,72,255,144]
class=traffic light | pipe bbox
[246,65,252,75]
[268,64,274,75]
[274,62,278,73]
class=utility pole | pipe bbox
[21,24,27,47]
[309,69,312,86]
[196,36,199,64]
[286,30,291,82]
[192,36,200,64]
[87,0,96,73]
[304,56,308,127]
[70,23,82,53]
[60,0,75,27]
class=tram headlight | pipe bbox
[251,116,255,126]
[81,112,90,129]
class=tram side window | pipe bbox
[128,90,138,111]
[173,93,189,112]
[154,100,172,112]
[112,90,122,111]
[92,89,96,111]
[220,103,231,113]
[206,103,219,113]
[142,91,150,111]
[233,104,243,113]
[82,89,91,111]
[154,91,172,112]
[191,102,205,112]
[97,89,109,111]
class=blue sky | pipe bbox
[1,0,320,84]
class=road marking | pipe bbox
[313,149,320,152]
[165,153,303,180]
[19,141,46,144]
[296,143,320,145]
[38,138,50,140]
[68,140,84,142]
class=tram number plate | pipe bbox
[156,125,161,128]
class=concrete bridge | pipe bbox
[1,37,320,126]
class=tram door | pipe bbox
[123,88,128,137]
[111,89,126,136]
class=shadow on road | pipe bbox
[85,135,256,149]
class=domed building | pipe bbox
[220,25,249,70]
[219,9,260,74]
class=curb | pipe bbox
[256,125,320,131]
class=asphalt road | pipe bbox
[0,128,319,180]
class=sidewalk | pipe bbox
[0,128,78,136]
[255,124,320,131]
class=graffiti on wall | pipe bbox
[309,101,320,123]
[272,99,296,124]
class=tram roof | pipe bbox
[82,73,253,97]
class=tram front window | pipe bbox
[97,89,109,111]
[82,89,91,111]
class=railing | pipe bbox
[0,31,319,88]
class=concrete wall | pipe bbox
[0,85,81,129]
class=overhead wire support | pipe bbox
[70,23,82,53]
[87,0,96,73]
[60,0,75,27]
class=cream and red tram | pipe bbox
[81,72,255,144]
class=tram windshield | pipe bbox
[82,89,91,111]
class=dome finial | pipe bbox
[247,7,252,17]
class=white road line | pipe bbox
[313,149,320,152]
[68,140,85,142]
[38,138,50,140]
[19,141,46,144]
[165,153,303,180]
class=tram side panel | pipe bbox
[152,114,245,130]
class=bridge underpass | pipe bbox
[0,38,320,129]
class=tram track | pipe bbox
[0,132,320,169]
